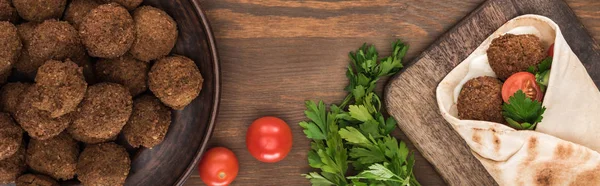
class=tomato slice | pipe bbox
[548,43,554,57]
[502,72,543,102]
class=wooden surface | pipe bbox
[185,0,600,185]
[385,0,600,186]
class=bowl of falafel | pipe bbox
[436,15,600,185]
[0,0,220,185]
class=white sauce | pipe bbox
[505,26,542,38]
[453,54,497,103]
[453,26,542,103]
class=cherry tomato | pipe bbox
[246,116,293,163]
[502,72,543,102]
[198,147,239,186]
[548,43,554,57]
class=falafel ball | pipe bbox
[96,54,148,96]
[487,34,546,80]
[0,82,30,115]
[129,6,178,62]
[15,86,72,140]
[149,56,203,110]
[457,76,505,124]
[31,60,87,118]
[0,143,26,184]
[26,132,78,180]
[68,83,132,143]
[12,0,66,22]
[28,20,83,66]
[0,113,22,161]
[64,0,100,29]
[79,3,135,58]
[0,0,19,23]
[16,174,59,186]
[123,95,171,148]
[96,0,141,11]
[77,142,130,186]
[0,22,21,83]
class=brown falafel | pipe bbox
[0,113,22,161]
[0,21,21,83]
[12,0,66,22]
[123,95,171,148]
[16,174,59,186]
[68,83,132,143]
[64,0,100,29]
[129,6,178,62]
[0,143,26,184]
[15,85,72,140]
[0,82,30,115]
[77,142,130,186]
[457,76,505,124]
[149,56,203,110]
[29,20,83,65]
[96,54,148,96]
[26,132,78,180]
[487,34,546,80]
[0,0,18,23]
[31,60,87,118]
[96,0,142,10]
[79,3,135,58]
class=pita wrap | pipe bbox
[436,14,600,185]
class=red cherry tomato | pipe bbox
[548,43,554,57]
[246,116,293,163]
[502,72,543,103]
[198,147,239,186]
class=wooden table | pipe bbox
[185,0,600,185]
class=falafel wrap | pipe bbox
[436,15,600,185]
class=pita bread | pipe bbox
[436,15,600,185]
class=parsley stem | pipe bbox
[339,94,353,109]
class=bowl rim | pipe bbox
[173,1,221,185]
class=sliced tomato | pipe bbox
[502,72,543,102]
[548,43,554,57]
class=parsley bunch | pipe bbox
[300,41,420,186]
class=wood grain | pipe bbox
[385,0,600,185]
[185,0,600,185]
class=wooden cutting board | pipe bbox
[384,0,600,185]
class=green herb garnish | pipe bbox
[300,40,420,186]
[528,57,552,92]
[502,90,546,130]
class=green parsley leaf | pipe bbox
[347,163,407,183]
[303,172,336,186]
[339,127,369,145]
[502,90,546,130]
[300,101,328,140]
[349,105,375,122]
[537,57,552,73]
[527,66,537,74]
